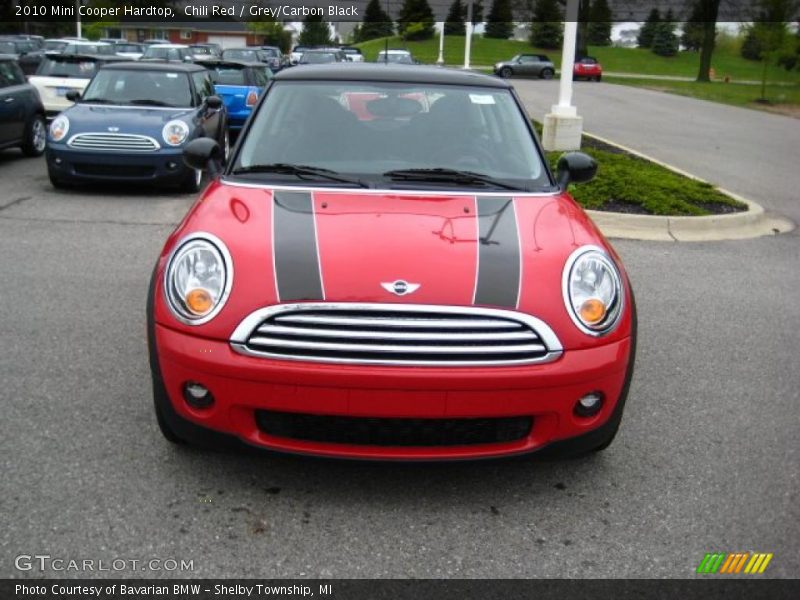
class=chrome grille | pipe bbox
[67,133,160,152]
[230,303,563,366]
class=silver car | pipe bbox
[494,54,555,79]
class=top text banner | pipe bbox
[3,1,794,24]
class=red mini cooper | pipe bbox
[148,64,636,460]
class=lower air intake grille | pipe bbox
[230,303,563,366]
[255,411,533,447]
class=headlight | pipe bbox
[162,120,189,146]
[164,234,233,325]
[563,246,623,335]
[50,115,69,142]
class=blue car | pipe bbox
[46,62,228,192]
[197,59,271,133]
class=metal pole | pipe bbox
[76,0,82,38]
[555,0,579,114]
[436,22,444,65]
[463,0,473,69]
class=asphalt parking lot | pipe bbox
[1,150,798,579]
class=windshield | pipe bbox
[379,53,412,64]
[223,49,258,61]
[234,81,548,190]
[82,69,192,107]
[0,42,16,54]
[44,40,67,51]
[143,47,184,60]
[208,65,246,86]
[261,48,280,57]
[300,52,336,64]
[37,57,98,78]
[116,44,142,53]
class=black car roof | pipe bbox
[274,63,511,88]
[97,61,207,72]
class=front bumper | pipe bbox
[46,145,191,185]
[154,323,633,460]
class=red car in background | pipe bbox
[148,64,636,461]
[574,56,603,81]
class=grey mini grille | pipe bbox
[67,133,160,152]
[230,303,563,366]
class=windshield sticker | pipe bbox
[469,94,496,105]
[166,73,178,78]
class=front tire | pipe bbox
[541,68,554,80]
[499,66,513,78]
[21,114,47,157]
[595,75,602,82]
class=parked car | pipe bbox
[196,59,271,132]
[574,56,602,81]
[43,38,70,53]
[257,46,285,72]
[46,62,228,191]
[0,56,47,157]
[140,44,193,62]
[114,43,145,60]
[0,37,46,75]
[189,44,222,60]
[29,54,121,118]
[59,41,117,57]
[494,54,555,79]
[298,50,347,65]
[149,63,637,460]
[289,45,310,64]
[340,47,364,62]
[376,49,417,65]
[221,47,270,64]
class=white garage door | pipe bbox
[207,35,247,49]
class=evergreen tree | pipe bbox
[529,0,562,49]
[587,0,612,46]
[444,0,466,36]
[681,1,708,51]
[637,8,660,48]
[741,26,763,60]
[397,0,435,41]
[652,11,678,57]
[298,15,332,46]
[357,0,394,42]
[484,0,514,39]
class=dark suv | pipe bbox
[0,56,46,157]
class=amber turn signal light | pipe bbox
[579,298,606,324]
[185,288,213,315]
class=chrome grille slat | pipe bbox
[257,324,538,342]
[248,336,547,355]
[67,133,160,152]
[231,303,563,367]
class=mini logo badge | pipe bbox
[107,127,119,132]
[381,280,420,296]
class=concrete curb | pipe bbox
[581,131,795,242]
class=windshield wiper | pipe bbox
[231,163,370,188]
[81,97,114,104]
[129,99,174,107]
[383,168,525,191]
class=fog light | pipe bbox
[183,381,214,409]
[54,157,62,165]
[166,161,178,170]
[574,392,604,418]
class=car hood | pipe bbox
[157,183,631,350]
[63,103,196,132]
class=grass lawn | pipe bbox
[356,36,800,84]
[603,76,800,115]
[531,122,746,216]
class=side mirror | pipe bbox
[556,152,597,189]
[65,90,81,101]
[206,95,223,110]
[183,137,223,175]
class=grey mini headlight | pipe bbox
[563,246,623,335]
[164,233,233,325]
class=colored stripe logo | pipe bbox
[696,552,773,574]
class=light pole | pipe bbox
[463,0,473,69]
[76,0,82,38]
[541,0,583,151]
[436,22,444,65]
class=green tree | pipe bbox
[357,0,395,42]
[746,1,799,99]
[485,0,514,39]
[689,1,722,82]
[637,8,660,48]
[397,0,435,40]
[298,15,332,46]
[444,0,466,35]
[587,0,612,46]
[530,0,563,49]
[652,10,679,57]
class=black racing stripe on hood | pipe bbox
[272,191,324,301]
[473,196,521,308]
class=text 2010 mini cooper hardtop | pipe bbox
[149,64,636,460]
